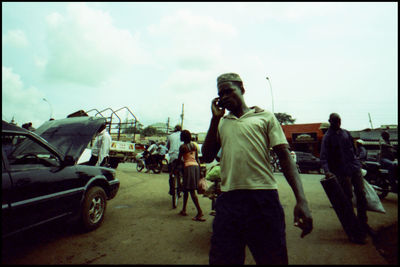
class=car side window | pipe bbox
[2,134,24,159]
[2,133,60,168]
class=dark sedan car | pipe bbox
[2,117,120,238]
[294,151,324,174]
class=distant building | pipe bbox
[281,123,326,157]
[280,123,398,159]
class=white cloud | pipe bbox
[1,2,396,133]
[44,3,150,86]
[281,2,340,21]
[45,12,64,27]
[204,2,341,25]
[148,9,237,39]
[2,66,48,127]
[127,8,244,132]
[2,29,29,47]
[145,8,241,84]
[34,55,47,68]
[147,8,237,69]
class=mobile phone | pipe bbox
[216,98,224,108]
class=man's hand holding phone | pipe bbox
[211,97,225,118]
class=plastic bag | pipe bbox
[206,165,221,181]
[352,178,386,213]
[197,177,208,194]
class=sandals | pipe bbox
[192,216,206,222]
[179,211,206,222]
[179,211,188,216]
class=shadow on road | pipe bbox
[1,219,79,263]
[372,223,398,265]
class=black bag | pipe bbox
[320,174,366,241]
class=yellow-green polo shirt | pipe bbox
[217,107,288,192]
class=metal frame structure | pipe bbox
[86,107,138,141]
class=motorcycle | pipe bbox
[361,160,398,199]
[136,152,146,172]
[136,151,167,174]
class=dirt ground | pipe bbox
[1,162,398,264]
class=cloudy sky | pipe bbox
[2,2,398,133]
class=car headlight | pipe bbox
[102,169,116,180]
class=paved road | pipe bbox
[1,163,397,264]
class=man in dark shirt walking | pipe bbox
[320,113,372,244]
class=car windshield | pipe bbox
[8,135,54,159]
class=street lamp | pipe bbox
[266,76,275,113]
[42,98,53,119]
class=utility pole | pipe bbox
[180,103,184,129]
[266,77,274,113]
[166,117,170,134]
[368,113,374,129]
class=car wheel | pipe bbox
[81,186,107,232]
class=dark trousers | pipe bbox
[336,169,368,225]
[209,190,288,265]
[88,155,108,166]
[169,159,182,194]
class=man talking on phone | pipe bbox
[202,73,313,265]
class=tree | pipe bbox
[142,126,157,137]
[274,112,296,125]
[122,122,143,134]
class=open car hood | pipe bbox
[34,117,106,163]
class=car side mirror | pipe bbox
[63,155,75,166]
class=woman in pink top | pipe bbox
[177,130,205,222]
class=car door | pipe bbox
[2,150,13,237]
[2,132,84,237]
